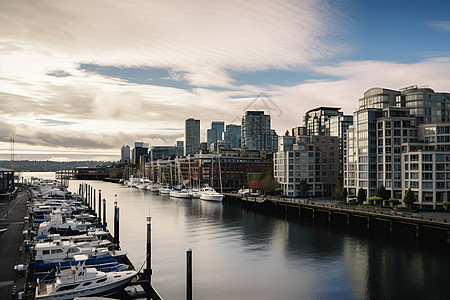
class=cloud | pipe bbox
[271,57,450,132]
[425,21,450,32]
[0,0,350,88]
[46,70,72,77]
[40,119,77,126]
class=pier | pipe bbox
[1,181,163,300]
[224,193,450,249]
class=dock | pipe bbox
[0,187,30,300]
[224,193,450,249]
[1,182,163,300]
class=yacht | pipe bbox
[169,188,192,199]
[159,185,171,194]
[200,186,224,202]
[35,261,136,299]
[147,183,160,192]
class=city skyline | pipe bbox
[1,0,450,161]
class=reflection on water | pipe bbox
[65,180,449,300]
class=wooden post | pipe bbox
[93,189,96,213]
[146,217,152,281]
[98,190,102,224]
[103,199,107,227]
[186,248,192,300]
[114,198,120,250]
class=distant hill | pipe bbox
[0,160,115,172]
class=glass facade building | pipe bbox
[241,111,277,152]
[185,118,200,156]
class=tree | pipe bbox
[340,187,348,200]
[375,185,389,200]
[249,179,261,190]
[260,174,277,195]
[109,168,123,179]
[299,179,308,197]
[403,188,416,208]
[357,188,366,204]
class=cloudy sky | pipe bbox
[1,0,450,161]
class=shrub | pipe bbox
[368,197,383,201]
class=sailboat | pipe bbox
[200,154,224,202]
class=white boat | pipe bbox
[35,261,136,299]
[189,188,201,198]
[147,183,160,192]
[33,232,111,249]
[137,178,152,190]
[200,186,224,202]
[159,185,171,194]
[169,188,192,199]
[34,240,126,263]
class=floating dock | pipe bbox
[0,182,163,300]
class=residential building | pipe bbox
[241,111,278,152]
[303,107,343,136]
[302,107,353,175]
[274,134,339,197]
[185,118,200,156]
[344,85,450,209]
[120,145,131,164]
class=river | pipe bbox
[24,173,450,299]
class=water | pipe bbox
[33,175,448,300]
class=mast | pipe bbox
[10,137,14,170]
[218,154,223,193]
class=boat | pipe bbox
[33,240,126,264]
[35,261,137,299]
[159,185,171,194]
[199,186,224,202]
[169,188,192,199]
[189,188,201,198]
[147,183,160,192]
[37,213,98,236]
[137,178,152,190]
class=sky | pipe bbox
[1,0,450,161]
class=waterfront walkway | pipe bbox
[0,188,28,300]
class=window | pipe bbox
[57,284,80,292]
[422,182,433,189]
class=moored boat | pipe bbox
[200,186,224,202]
[35,261,136,299]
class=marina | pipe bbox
[1,173,450,299]
[0,176,162,300]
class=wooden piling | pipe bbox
[146,217,152,281]
[98,190,102,224]
[186,248,192,300]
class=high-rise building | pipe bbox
[344,85,450,209]
[132,142,149,165]
[185,118,200,156]
[301,107,353,175]
[206,128,217,148]
[303,107,343,136]
[206,121,225,147]
[120,145,131,164]
[274,134,339,197]
[223,124,241,148]
[241,111,278,152]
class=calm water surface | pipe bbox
[33,176,448,300]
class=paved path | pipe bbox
[0,189,28,300]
